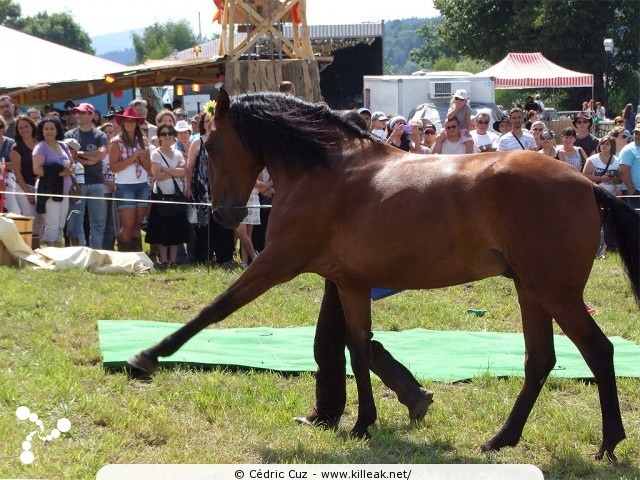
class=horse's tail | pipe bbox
[593,185,640,306]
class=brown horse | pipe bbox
[130,89,640,461]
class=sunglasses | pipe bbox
[541,135,553,140]
[158,131,175,137]
[575,120,589,124]
[476,120,489,125]
[445,125,458,130]
[424,129,436,135]
[176,114,187,118]
[621,135,628,139]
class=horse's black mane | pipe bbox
[230,92,384,169]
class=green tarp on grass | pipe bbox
[98,320,640,382]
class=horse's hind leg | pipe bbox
[338,285,377,439]
[482,282,555,452]
[296,280,347,428]
[550,299,625,461]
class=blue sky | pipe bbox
[17,0,439,37]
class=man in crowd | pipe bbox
[573,111,599,156]
[535,94,545,119]
[173,107,188,122]
[27,107,42,124]
[493,115,511,136]
[130,99,157,140]
[619,125,640,210]
[65,102,108,250]
[433,118,474,154]
[471,112,499,152]
[279,81,296,96]
[0,95,16,138]
[497,108,537,151]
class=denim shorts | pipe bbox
[115,182,150,210]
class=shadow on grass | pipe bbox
[256,426,475,464]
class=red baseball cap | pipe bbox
[72,103,95,115]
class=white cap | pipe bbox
[453,89,468,100]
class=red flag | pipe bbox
[292,2,301,24]
[213,0,224,23]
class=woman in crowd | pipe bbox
[185,111,235,265]
[538,129,559,159]
[529,120,545,150]
[582,136,619,194]
[385,116,412,151]
[0,116,19,215]
[109,108,151,252]
[150,109,177,148]
[31,116,73,247]
[610,126,629,155]
[99,122,118,249]
[9,115,41,241]
[446,89,472,130]
[558,127,587,171]
[582,137,620,259]
[175,120,192,160]
[236,174,262,269]
[146,124,190,267]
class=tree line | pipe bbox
[2,0,637,115]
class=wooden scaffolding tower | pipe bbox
[217,0,322,102]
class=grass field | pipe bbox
[0,255,639,479]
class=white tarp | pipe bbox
[0,25,126,91]
[0,216,153,274]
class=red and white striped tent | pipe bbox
[476,52,593,89]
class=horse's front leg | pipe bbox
[128,253,298,373]
[337,285,376,439]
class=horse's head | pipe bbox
[206,89,265,229]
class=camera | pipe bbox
[401,124,413,134]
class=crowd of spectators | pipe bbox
[1,89,639,265]
[0,94,272,269]
[355,91,640,259]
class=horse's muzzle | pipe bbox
[212,205,247,229]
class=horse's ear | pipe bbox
[215,89,230,120]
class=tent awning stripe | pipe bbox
[478,52,593,89]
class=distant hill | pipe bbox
[92,29,142,55]
[99,48,136,66]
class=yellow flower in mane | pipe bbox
[204,100,216,118]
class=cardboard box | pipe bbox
[0,214,33,266]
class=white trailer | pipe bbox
[363,71,496,119]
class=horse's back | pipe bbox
[305,150,600,290]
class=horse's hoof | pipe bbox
[293,415,340,430]
[595,445,618,463]
[293,416,314,427]
[349,427,372,441]
[409,388,434,423]
[127,351,159,374]
[480,433,516,453]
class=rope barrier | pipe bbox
[0,190,272,209]
[0,190,637,211]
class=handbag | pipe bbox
[155,152,187,218]
[69,175,82,204]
